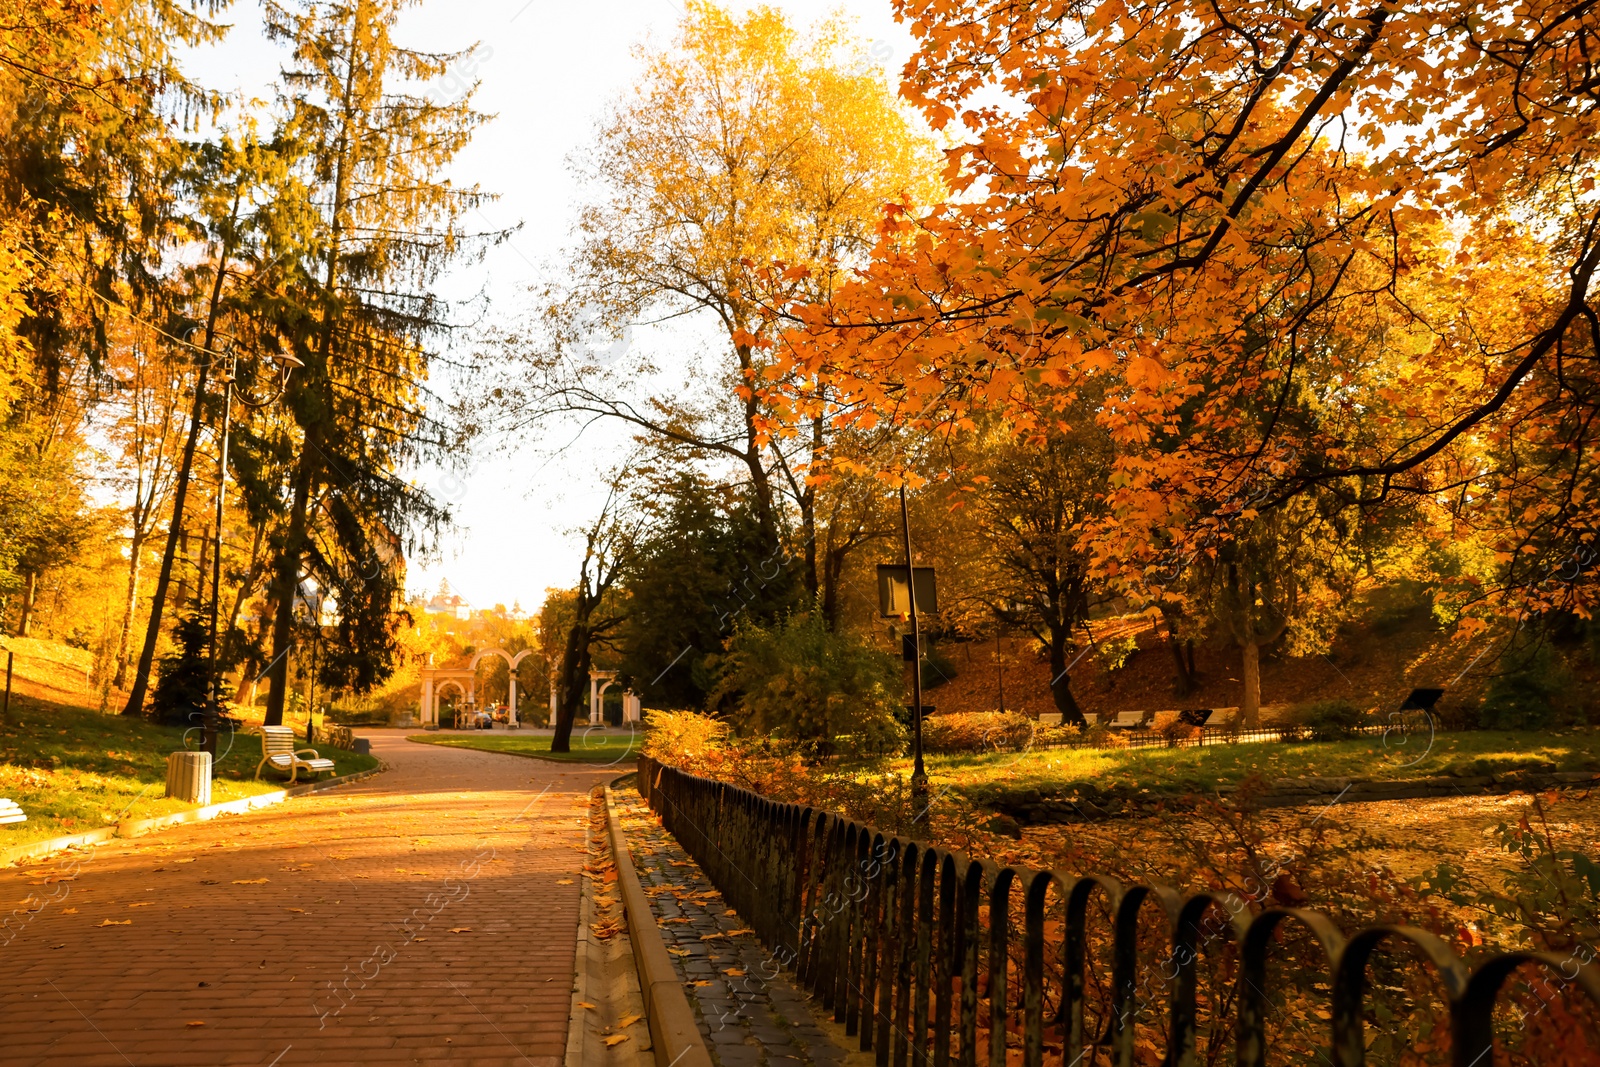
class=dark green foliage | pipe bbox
[1289,698,1368,741]
[149,613,212,728]
[1479,643,1574,731]
[709,611,904,753]
[619,473,804,708]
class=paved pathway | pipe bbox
[0,731,618,1066]
[614,788,862,1067]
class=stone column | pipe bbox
[421,674,434,725]
[588,675,599,725]
[507,674,518,726]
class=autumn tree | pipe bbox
[257,0,497,725]
[963,414,1113,728]
[550,482,639,752]
[493,2,939,620]
[773,0,1600,635]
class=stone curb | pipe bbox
[605,779,714,1067]
[0,762,388,867]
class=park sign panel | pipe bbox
[876,564,937,618]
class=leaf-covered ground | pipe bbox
[909,727,1600,797]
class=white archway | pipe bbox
[468,648,536,726]
[418,664,476,727]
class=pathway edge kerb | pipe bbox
[604,779,715,1067]
[0,762,389,867]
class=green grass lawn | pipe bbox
[408,730,645,765]
[0,693,380,848]
[909,728,1600,799]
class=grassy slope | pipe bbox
[912,727,1600,798]
[408,731,644,765]
[0,690,379,848]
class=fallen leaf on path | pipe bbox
[602,1035,629,1047]
[286,908,306,914]
[61,908,76,915]
[186,1021,205,1028]
[618,1013,642,1028]
[97,919,132,927]
[175,858,195,864]
[556,878,574,885]
[231,879,268,885]
[200,880,219,885]
[576,1001,597,1010]
[723,968,746,977]
[448,927,471,934]
[727,928,753,936]
[127,902,153,908]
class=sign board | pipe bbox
[877,565,938,618]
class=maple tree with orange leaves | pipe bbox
[762,0,1600,653]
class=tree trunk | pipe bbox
[1161,607,1196,696]
[113,530,145,688]
[1241,639,1261,728]
[551,618,590,753]
[122,254,227,716]
[17,571,37,636]
[264,441,318,726]
[1047,625,1088,728]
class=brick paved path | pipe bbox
[613,786,860,1067]
[0,731,617,1066]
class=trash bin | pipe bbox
[166,751,212,805]
[353,738,371,756]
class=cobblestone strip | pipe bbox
[613,785,853,1067]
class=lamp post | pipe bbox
[205,348,302,757]
[899,483,929,822]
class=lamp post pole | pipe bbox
[899,482,928,822]
[203,350,236,758]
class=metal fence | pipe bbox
[637,755,1599,1067]
[1031,722,1395,753]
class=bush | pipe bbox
[1095,634,1139,673]
[1289,699,1369,741]
[643,709,730,762]
[920,711,1035,754]
[1479,643,1575,730]
[1079,722,1130,749]
[709,612,906,754]
[1157,717,1199,747]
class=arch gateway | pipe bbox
[417,648,536,727]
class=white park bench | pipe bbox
[0,798,24,825]
[255,726,336,784]
[1208,708,1241,729]
[1105,710,1153,729]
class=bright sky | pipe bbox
[176,0,920,616]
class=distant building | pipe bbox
[424,579,471,620]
